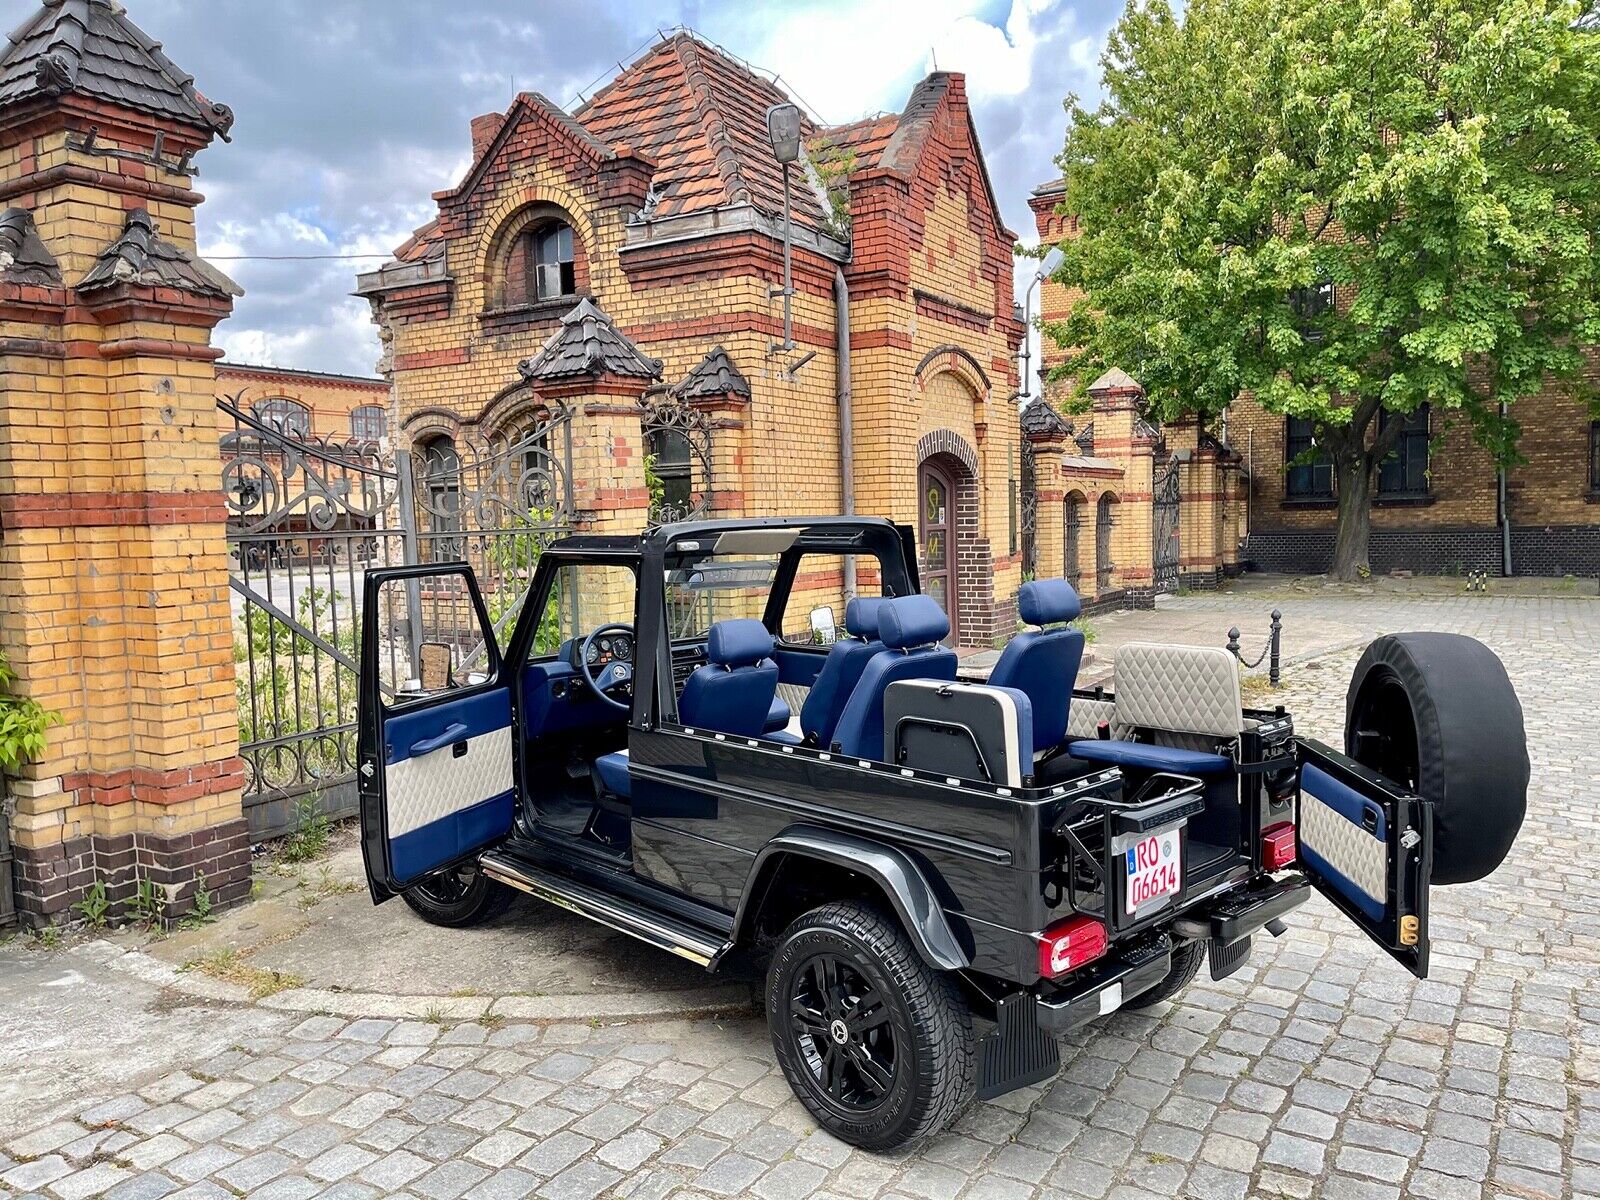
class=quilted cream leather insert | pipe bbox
[1113,643,1245,737]
[386,727,514,839]
[1299,786,1387,909]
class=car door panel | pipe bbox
[1296,738,1432,977]
[381,688,516,886]
[358,564,514,900]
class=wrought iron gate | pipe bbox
[219,396,573,839]
[1153,455,1181,594]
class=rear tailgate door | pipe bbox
[1295,738,1434,978]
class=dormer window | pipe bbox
[495,211,580,311]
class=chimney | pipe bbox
[471,112,504,159]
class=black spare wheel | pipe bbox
[1345,632,1528,885]
[766,900,975,1151]
[402,862,514,927]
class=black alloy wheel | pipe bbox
[767,900,974,1151]
[401,861,514,927]
[788,951,897,1110]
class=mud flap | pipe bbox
[1208,934,1251,981]
[978,992,1061,1101]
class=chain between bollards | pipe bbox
[1227,609,1283,685]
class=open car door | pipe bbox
[1295,738,1433,978]
[358,563,516,902]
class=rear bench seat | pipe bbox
[1067,642,1244,775]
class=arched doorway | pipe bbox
[1096,493,1119,593]
[918,458,959,645]
[1065,491,1086,587]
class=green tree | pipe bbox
[1048,0,1600,578]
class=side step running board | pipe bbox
[480,851,732,969]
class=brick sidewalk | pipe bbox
[2,591,1596,1200]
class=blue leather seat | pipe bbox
[791,596,887,747]
[988,579,1086,755]
[831,595,957,761]
[1067,739,1233,775]
[595,618,781,800]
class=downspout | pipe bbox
[835,267,857,599]
[1498,400,1512,577]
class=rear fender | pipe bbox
[733,826,968,971]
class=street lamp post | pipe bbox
[765,102,803,356]
[1019,245,1066,403]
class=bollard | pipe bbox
[1269,609,1282,687]
[1226,626,1241,660]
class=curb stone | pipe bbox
[73,941,757,1024]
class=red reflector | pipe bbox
[1038,915,1109,978]
[1262,821,1297,870]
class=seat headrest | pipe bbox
[878,595,950,650]
[707,619,774,668]
[1019,578,1081,626]
[844,596,887,639]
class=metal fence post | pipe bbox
[1269,609,1282,687]
[395,447,424,670]
[1226,626,1241,660]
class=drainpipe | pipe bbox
[835,267,856,600]
[1498,400,1513,576]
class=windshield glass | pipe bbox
[663,553,777,641]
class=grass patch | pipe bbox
[277,794,332,865]
[1238,672,1284,705]
[182,948,304,999]
[295,865,360,910]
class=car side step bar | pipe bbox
[480,851,732,969]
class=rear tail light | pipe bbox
[1262,821,1297,870]
[1038,915,1108,978]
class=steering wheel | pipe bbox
[579,623,636,712]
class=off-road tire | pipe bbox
[401,863,514,928]
[1125,939,1205,1010]
[766,900,975,1151]
[1345,633,1528,885]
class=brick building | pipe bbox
[1029,179,1600,579]
[217,362,390,445]
[357,33,1026,646]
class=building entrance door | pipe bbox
[918,460,958,645]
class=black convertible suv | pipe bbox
[357,516,1528,1150]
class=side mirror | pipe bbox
[418,641,453,691]
[809,605,837,645]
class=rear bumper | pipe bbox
[1035,936,1175,1034]
[1172,874,1310,947]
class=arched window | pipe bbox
[255,397,310,438]
[350,405,386,441]
[503,220,576,307]
[1064,492,1085,586]
[1096,494,1118,591]
[646,426,693,521]
[419,435,462,559]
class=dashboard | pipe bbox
[582,631,634,668]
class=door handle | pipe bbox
[410,722,468,757]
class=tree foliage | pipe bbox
[1048,0,1600,576]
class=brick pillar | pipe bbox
[1219,453,1244,575]
[1087,372,1156,607]
[1025,427,1070,583]
[553,378,654,532]
[0,0,248,924]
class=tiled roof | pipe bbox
[0,206,60,285]
[1020,399,1071,438]
[0,0,233,137]
[813,114,899,173]
[517,298,662,383]
[77,208,241,298]
[576,33,829,231]
[672,346,750,400]
[392,218,443,264]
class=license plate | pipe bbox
[1125,827,1182,914]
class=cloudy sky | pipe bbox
[17,0,1117,377]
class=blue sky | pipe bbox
[7,0,1117,376]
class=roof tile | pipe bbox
[77,208,241,298]
[0,206,60,285]
[517,297,662,383]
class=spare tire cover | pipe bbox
[1345,633,1528,885]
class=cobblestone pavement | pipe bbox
[2,591,1596,1200]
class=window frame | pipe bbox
[1284,416,1334,502]
[530,222,576,303]
[349,405,386,442]
[1377,405,1431,499]
[254,396,311,439]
